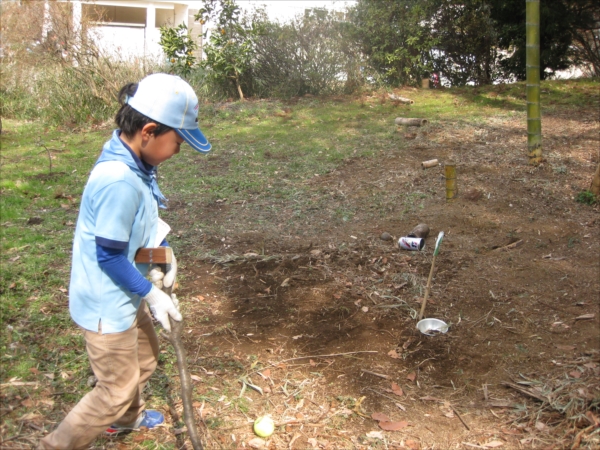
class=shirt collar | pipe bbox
[117,131,155,175]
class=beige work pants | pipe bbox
[38,303,159,449]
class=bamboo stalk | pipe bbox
[445,164,457,200]
[526,0,542,165]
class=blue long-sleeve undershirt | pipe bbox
[96,244,153,297]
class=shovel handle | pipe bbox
[418,254,437,321]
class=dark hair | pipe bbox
[115,83,173,139]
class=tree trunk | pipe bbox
[235,74,244,101]
[526,0,542,165]
[591,162,600,196]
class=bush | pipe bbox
[251,9,364,98]
[0,1,162,127]
[576,190,597,205]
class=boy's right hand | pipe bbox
[143,286,182,331]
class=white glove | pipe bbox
[149,267,164,290]
[143,286,182,331]
[163,253,177,289]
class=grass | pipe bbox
[0,77,598,446]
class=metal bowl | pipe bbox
[416,318,449,336]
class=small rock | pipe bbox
[87,376,97,388]
[408,223,429,238]
[464,188,483,202]
[380,232,392,241]
[248,437,266,449]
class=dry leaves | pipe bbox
[379,420,409,431]
[247,437,266,449]
[391,382,403,397]
[372,410,410,432]
[555,344,575,351]
[372,412,391,422]
[388,349,400,359]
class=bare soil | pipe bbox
[146,101,600,450]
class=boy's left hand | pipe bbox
[149,267,165,289]
[148,253,177,290]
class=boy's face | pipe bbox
[140,126,184,166]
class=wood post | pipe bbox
[445,164,457,201]
[591,162,600,196]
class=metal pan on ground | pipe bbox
[416,318,449,336]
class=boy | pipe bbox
[38,73,211,449]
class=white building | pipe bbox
[43,0,203,62]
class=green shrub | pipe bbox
[576,190,597,205]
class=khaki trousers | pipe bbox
[38,303,159,449]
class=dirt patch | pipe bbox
[146,104,600,450]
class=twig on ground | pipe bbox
[493,239,523,251]
[361,369,390,379]
[502,381,549,403]
[571,424,595,450]
[450,404,470,430]
[248,350,378,377]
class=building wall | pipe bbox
[76,1,202,62]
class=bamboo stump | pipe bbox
[590,162,600,196]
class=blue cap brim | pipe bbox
[176,128,211,153]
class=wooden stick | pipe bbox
[450,405,470,430]
[162,281,204,450]
[418,253,438,320]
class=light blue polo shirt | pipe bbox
[69,131,159,333]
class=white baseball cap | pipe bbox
[127,73,211,153]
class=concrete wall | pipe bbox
[75,1,202,62]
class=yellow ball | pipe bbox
[253,416,275,438]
